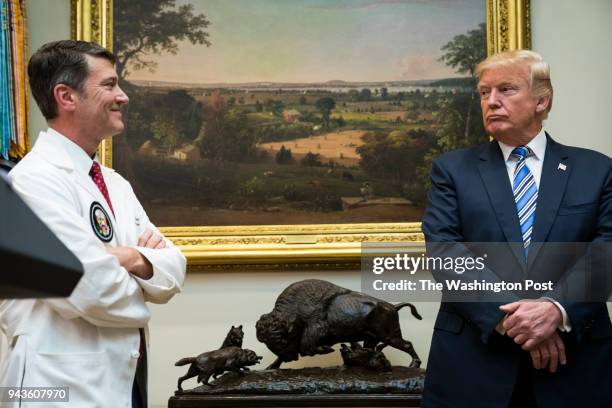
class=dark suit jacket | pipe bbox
[421,135,612,408]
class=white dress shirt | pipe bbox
[496,128,571,333]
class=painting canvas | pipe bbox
[111,0,487,228]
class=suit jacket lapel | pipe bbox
[527,134,571,266]
[477,141,526,267]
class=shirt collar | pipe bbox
[43,127,96,175]
[498,128,547,162]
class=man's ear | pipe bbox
[53,84,79,113]
[535,94,551,114]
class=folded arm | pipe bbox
[10,169,150,328]
[123,184,186,304]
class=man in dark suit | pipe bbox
[421,50,611,408]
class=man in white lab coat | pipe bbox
[0,40,186,407]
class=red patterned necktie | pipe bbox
[89,161,115,216]
[89,161,145,364]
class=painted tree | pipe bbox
[197,93,257,162]
[264,99,285,116]
[438,22,486,143]
[197,92,226,160]
[113,0,211,81]
[357,129,433,194]
[275,145,293,164]
[301,152,323,167]
[315,97,336,129]
[151,113,179,152]
[358,88,372,101]
[380,87,388,100]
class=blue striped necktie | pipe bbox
[511,146,537,257]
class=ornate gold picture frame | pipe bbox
[70,0,530,270]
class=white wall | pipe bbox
[532,0,612,156]
[21,1,612,407]
[26,0,71,141]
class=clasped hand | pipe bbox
[499,300,567,373]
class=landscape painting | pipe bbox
[112,0,487,227]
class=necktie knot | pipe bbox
[510,146,533,161]
[89,161,102,178]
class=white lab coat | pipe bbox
[0,128,186,407]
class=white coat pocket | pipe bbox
[24,350,109,407]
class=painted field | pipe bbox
[258,130,366,167]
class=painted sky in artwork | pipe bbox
[125,0,485,84]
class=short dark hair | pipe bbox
[28,40,116,120]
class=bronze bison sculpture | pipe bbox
[256,279,422,369]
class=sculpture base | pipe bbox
[168,394,421,407]
[169,366,424,407]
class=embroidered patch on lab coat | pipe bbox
[90,202,114,242]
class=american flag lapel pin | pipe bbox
[558,163,567,171]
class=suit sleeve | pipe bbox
[10,168,150,328]
[130,188,186,304]
[422,157,519,343]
